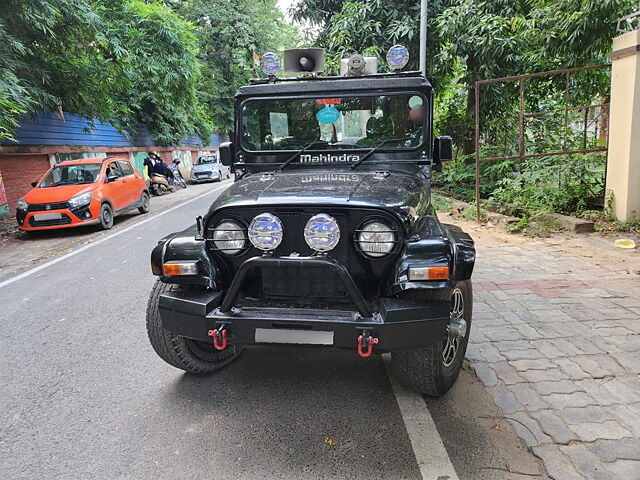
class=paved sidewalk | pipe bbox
[466,239,640,479]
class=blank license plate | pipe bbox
[33,212,62,221]
[255,328,334,345]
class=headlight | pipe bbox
[213,220,246,255]
[357,221,396,257]
[304,214,340,252]
[16,198,28,211]
[248,213,283,251]
[68,192,92,208]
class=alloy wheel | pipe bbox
[442,288,464,367]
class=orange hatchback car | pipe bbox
[16,157,150,232]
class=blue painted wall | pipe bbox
[1,111,220,148]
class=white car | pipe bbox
[190,155,231,183]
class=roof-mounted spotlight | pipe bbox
[283,48,324,73]
[340,53,378,76]
[386,45,409,71]
[260,52,281,77]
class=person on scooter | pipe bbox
[152,155,175,185]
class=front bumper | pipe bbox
[158,256,450,352]
[17,202,100,231]
[191,170,220,182]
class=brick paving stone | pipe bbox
[533,380,583,395]
[521,368,570,383]
[567,336,604,355]
[587,438,640,462]
[469,362,498,387]
[573,379,620,406]
[469,238,640,480]
[607,404,640,436]
[492,361,524,385]
[487,385,524,414]
[492,340,532,351]
[608,460,640,480]
[552,358,590,380]
[572,354,627,378]
[512,323,544,340]
[532,445,586,480]
[506,384,549,411]
[569,420,633,442]
[560,444,616,480]
[504,411,551,447]
[560,405,617,424]
[542,392,595,409]
[476,343,505,362]
[501,349,546,361]
[530,409,579,444]
[465,343,483,362]
[509,358,556,371]
[611,351,640,374]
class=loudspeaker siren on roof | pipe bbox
[283,48,325,73]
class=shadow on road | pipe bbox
[149,347,421,479]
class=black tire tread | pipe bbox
[146,280,240,374]
[392,279,473,397]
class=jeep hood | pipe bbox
[208,169,430,228]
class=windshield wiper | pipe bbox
[279,140,327,171]
[350,137,413,170]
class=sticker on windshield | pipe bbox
[316,107,340,124]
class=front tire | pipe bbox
[138,191,150,214]
[392,280,472,397]
[146,281,241,374]
[99,203,114,230]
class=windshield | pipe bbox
[196,155,218,165]
[241,93,426,151]
[40,163,102,187]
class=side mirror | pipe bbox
[31,181,38,188]
[220,142,234,172]
[433,136,453,163]
[432,136,453,172]
[105,175,118,183]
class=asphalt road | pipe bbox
[0,181,546,480]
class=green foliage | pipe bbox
[176,0,298,134]
[0,0,296,142]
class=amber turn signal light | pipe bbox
[162,262,198,276]
[408,266,450,281]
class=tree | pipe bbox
[0,0,211,144]
[176,0,298,135]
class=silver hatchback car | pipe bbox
[190,154,231,183]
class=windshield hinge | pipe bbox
[373,170,390,179]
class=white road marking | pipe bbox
[0,184,228,289]
[383,355,460,480]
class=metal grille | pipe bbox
[27,201,70,212]
[261,266,348,299]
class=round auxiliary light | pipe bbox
[304,214,340,252]
[248,213,283,251]
[260,52,281,76]
[386,44,409,71]
[213,220,246,255]
[357,221,396,257]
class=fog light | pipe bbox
[408,266,449,281]
[304,214,340,252]
[163,261,198,276]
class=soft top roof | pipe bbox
[236,72,432,97]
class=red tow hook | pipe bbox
[357,334,379,358]
[208,327,228,351]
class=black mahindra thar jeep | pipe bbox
[147,47,475,397]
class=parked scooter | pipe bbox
[171,159,188,189]
[149,173,175,196]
